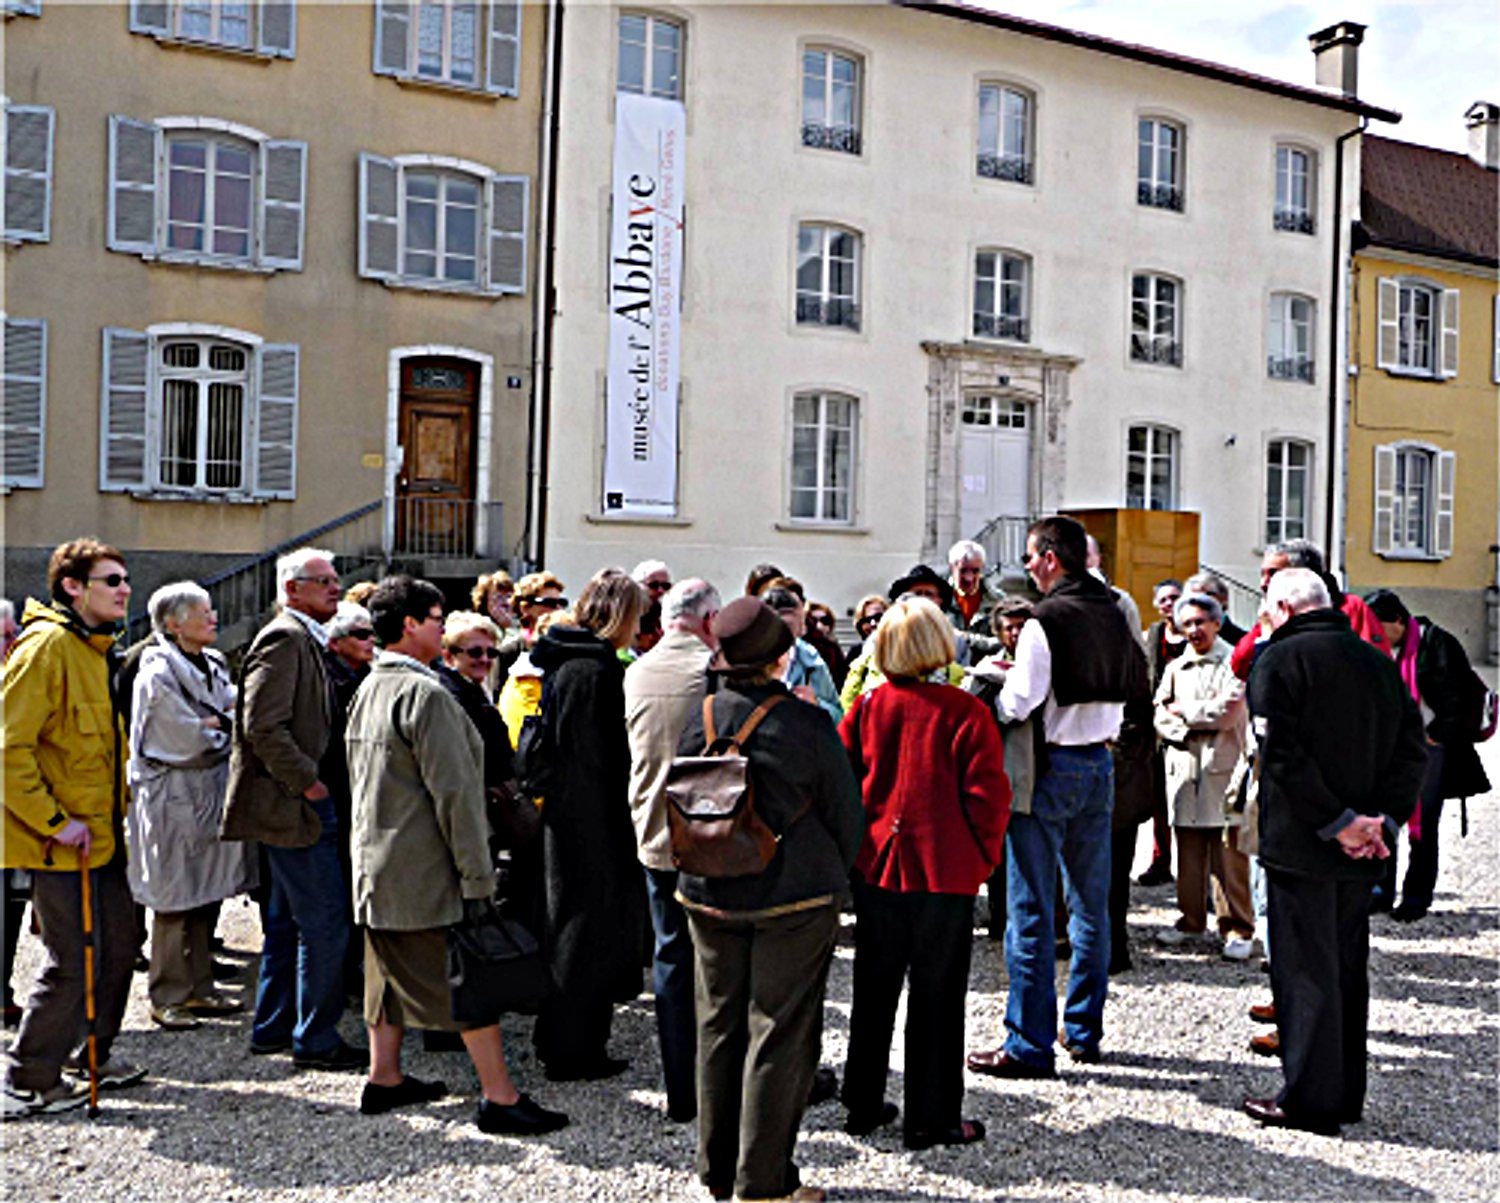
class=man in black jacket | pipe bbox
[1242,569,1427,1136]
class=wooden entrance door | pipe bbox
[396,358,477,556]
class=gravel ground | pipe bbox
[5,735,1497,1203]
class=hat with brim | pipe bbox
[710,596,795,672]
[887,564,954,610]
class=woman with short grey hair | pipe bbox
[127,582,258,1029]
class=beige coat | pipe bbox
[624,627,714,871]
[346,654,495,930]
[1153,638,1246,829]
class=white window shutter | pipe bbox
[100,328,151,492]
[1268,296,1284,365]
[254,344,298,498]
[260,139,306,270]
[1,317,46,488]
[129,0,169,35]
[1439,288,1460,378]
[358,153,400,279]
[1376,277,1398,370]
[259,0,296,57]
[1371,443,1396,555]
[485,0,521,96]
[2,104,54,242]
[108,115,159,254]
[1433,450,1456,557]
[374,0,411,76]
[486,173,527,294]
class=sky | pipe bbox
[982,1,1499,153]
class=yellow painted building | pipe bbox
[1346,112,1499,659]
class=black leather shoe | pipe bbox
[808,1066,838,1106]
[293,1041,370,1072]
[965,1049,1056,1079]
[904,1118,985,1150]
[1242,1095,1340,1137]
[476,1093,569,1136]
[1390,902,1428,923]
[843,1100,897,1136]
[543,1055,629,1082]
[1135,863,1173,887]
[360,1075,448,1116]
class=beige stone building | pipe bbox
[3,0,544,619]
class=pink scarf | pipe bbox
[1394,619,1424,840]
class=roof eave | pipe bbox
[1360,232,1500,271]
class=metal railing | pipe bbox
[795,295,860,331]
[1137,182,1184,211]
[973,312,1029,342]
[1268,355,1315,383]
[1198,563,1261,631]
[801,122,860,155]
[1273,208,1315,234]
[976,153,1033,184]
[1130,334,1183,367]
[972,513,1032,574]
[394,497,504,561]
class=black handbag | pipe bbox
[446,900,553,1023]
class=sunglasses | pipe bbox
[459,645,500,660]
[88,572,130,587]
[856,613,883,629]
[807,613,834,628]
[347,628,375,640]
[645,580,672,592]
[526,596,567,609]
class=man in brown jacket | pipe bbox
[221,548,363,1070]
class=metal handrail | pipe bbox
[1198,562,1261,630]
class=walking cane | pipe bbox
[78,847,101,1118]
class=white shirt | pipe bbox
[283,604,329,648]
[997,619,1124,746]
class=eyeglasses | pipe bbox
[526,596,567,609]
[87,572,130,587]
[459,645,500,660]
[347,628,375,640]
[295,574,341,588]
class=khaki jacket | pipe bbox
[2,601,129,870]
[221,611,331,847]
[347,655,495,930]
[1153,638,1246,829]
[624,628,714,870]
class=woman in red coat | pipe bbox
[837,597,1011,1150]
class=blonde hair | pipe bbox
[470,570,514,613]
[854,594,887,623]
[343,580,377,607]
[873,597,955,680]
[569,567,647,650]
[442,610,502,650]
[514,571,565,605]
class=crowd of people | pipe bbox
[0,522,1491,1193]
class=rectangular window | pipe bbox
[1137,118,1183,211]
[2,103,54,243]
[1274,145,1315,233]
[796,224,860,331]
[1265,439,1310,545]
[977,84,1033,183]
[130,0,295,57]
[1378,277,1459,378]
[618,12,682,100]
[790,391,856,522]
[973,250,1030,341]
[165,136,254,258]
[1130,273,1181,366]
[1126,424,1177,511]
[1268,294,1315,382]
[801,48,860,155]
[373,0,518,95]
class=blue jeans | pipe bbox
[253,797,350,1056]
[1004,744,1114,1067]
[644,866,697,1119]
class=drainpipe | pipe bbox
[1325,116,1367,581]
[526,0,564,569]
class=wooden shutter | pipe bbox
[254,344,298,498]
[374,0,411,76]
[260,139,306,270]
[100,328,150,492]
[128,0,169,35]
[259,0,296,57]
[1376,277,1398,369]
[486,173,527,294]
[1439,288,1460,378]
[359,153,400,279]
[1,317,46,488]
[108,115,159,254]
[485,0,521,95]
[1433,450,1456,557]
[1371,443,1396,555]
[3,104,54,242]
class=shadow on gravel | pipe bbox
[1372,946,1500,1014]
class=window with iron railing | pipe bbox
[801,47,860,155]
[1137,118,1183,211]
[1130,273,1182,366]
[973,250,1030,342]
[977,84,1033,184]
[1274,145,1316,234]
[796,224,861,332]
[1268,293,1315,383]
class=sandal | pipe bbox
[903,1118,986,1150]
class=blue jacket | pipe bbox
[784,638,844,723]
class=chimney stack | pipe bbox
[1466,102,1499,171]
[1308,21,1366,97]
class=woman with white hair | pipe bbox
[127,582,258,1029]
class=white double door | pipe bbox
[959,395,1031,540]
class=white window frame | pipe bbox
[1373,441,1455,559]
[373,0,520,97]
[795,223,861,332]
[1125,422,1178,511]
[155,334,254,494]
[163,131,257,262]
[1268,292,1315,384]
[129,0,296,58]
[1130,272,1182,367]
[2,101,55,244]
[788,390,858,525]
[1264,438,1313,546]
[1137,116,1184,211]
[977,82,1034,185]
[800,45,861,156]
[1274,144,1316,234]
[1,315,47,489]
[359,152,529,296]
[617,11,683,101]
[1377,276,1459,379]
[972,249,1031,342]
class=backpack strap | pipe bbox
[702,692,787,752]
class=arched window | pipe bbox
[790,391,857,523]
[1274,144,1317,233]
[1130,272,1182,366]
[796,224,861,331]
[1138,117,1184,211]
[1265,439,1313,544]
[802,46,861,155]
[1268,293,1315,382]
[977,83,1033,184]
[973,249,1031,342]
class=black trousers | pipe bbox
[1377,745,1446,911]
[1108,826,1137,970]
[843,883,973,1137]
[1267,869,1371,1128]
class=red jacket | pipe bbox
[839,681,1010,896]
[1232,592,1390,680]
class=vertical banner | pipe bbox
[603,92,686,517]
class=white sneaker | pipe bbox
[1155,925,1204,947]
[65,1056,146,1090]
[2,1079,89,1120]
[1221,935,1256,961]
